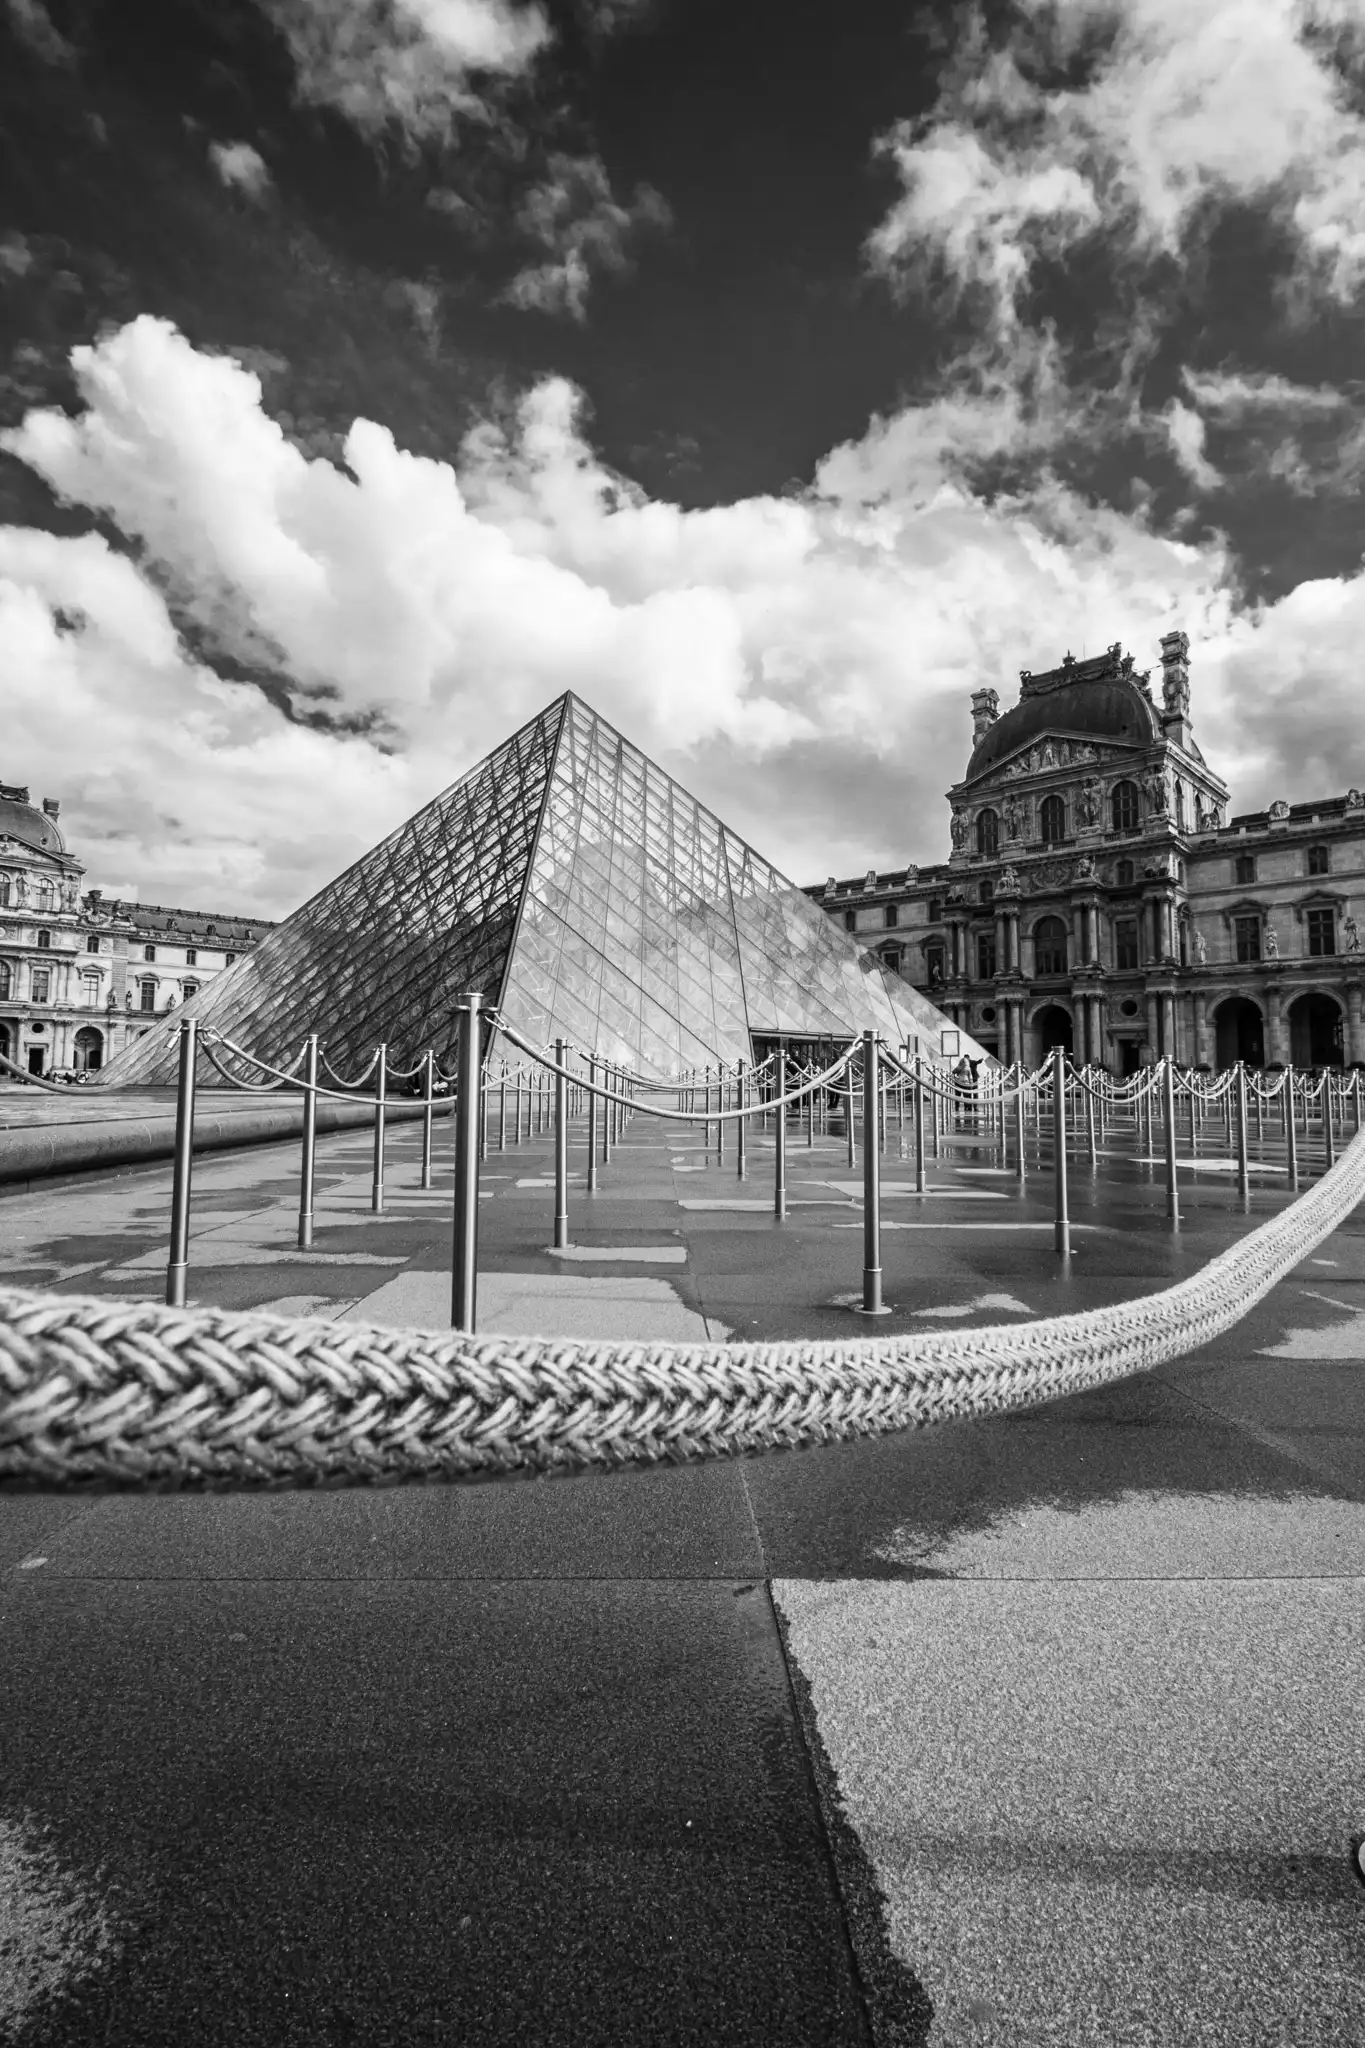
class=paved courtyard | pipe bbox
[2,1098,1364,2044]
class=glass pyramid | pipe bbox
[98,693,984,1085]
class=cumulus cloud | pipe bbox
[260,0,552,144]
[1160,397,1223,491]
[208,140,274,201]
[499,153,672,319]
[869,0,1365,329]
[0,313,1293,909]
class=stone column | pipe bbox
[1009,911,1020,972]
[995,911,1007,979]
[1347,984,1363,1065]
[1145,990,1161,1058]
[1266,985,1285,1066]
[1162,992,1177,1063]
[1093,994,1108,1071]
[1194,992,1209,1067]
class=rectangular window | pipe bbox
[185,947,198,965]
[927,899,941,923]
[36,929,51,950]
[31,968,51,1003]
[1234,915,1261,963]
[86,934,100,952]
[883,905,898,929]
[224,952,235,967]
[139,979,157,1012]
[1114,919,1139,972]
[1307,907,1336,955]
[976,934,997,980]
[843,910,857,932]
[1307,846,1329,876]
[1234,854,1256,885]
[83,972,101,1004]
[143,943,156,962]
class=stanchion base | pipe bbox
[852,1304,894,1317]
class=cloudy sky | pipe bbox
[3,0,1365,917]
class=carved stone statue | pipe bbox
[1194,929,1207,964]
[1160,629,1190,717]
[1268,799,1290,821]
[950,810,969,851]
[14,871,28,905]
[1004,794,1026,840]
[998,864,1021,894]
[124,988,134,1010]
[1345,914,1360,954]
[1347,789,1364,811]
[1039,740,1056,770]
[1144,769,1168,814]
[1076,779,1101,828]
[1264,923,1279,958]
[61,874,79,911]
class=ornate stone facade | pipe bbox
[0,780,271,1079]
[808,634,1365,1071]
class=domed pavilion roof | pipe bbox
[0,784,67,857]
[965,645,1162,781]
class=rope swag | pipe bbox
[3,1123,1363,1491]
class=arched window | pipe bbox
[0,960,9,999]
[36,928,51,950]
[1111,780,1139,832]
[0,875,9,907]
[1040,794,1066,844]
[883,903,899,929]
[1174,782,1187,830]
[1115,858,1134,886]
[1034,916,1068,975]
[976,808,999,857]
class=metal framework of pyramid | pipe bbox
[98,693,984,1085]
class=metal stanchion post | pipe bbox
[603,1065,613,1165]
[1014,1070,1026,1183]
[1354,1069,1362,1133]
[553,1037,569,1250]
[298,1032,319,1248]
[736,1058,747,1179]
[1163,1057,1179,1223]
[371,1041,387,1213]
[420,1047,435,1191]
[1325,1074,1336,1170]
[480,1065,489,1160]
[451,991,483,1334]
[499,1067,507,1150]
[1286,1064,1299,1189]
[807,1066,815,1148]
[717,1068,725,1167]
[1235,1063,1249,1201]
[586,1054,598,1193]
[1085,1065,1097,1171]
[913,1055,926,1195]
[846,1067,856,1169]
[1052,1043,1070,1257]
[165,1016,198,1306]
[858,1031,890,1313]
[773,1048,787,1220]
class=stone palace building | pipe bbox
[0,780,270,1078]
[809,632,1365,1072]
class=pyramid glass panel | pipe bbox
[99,693,985,1086]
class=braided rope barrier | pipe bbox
[3,1123,1362,1490]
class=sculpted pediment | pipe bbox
[970,733,1138,790]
